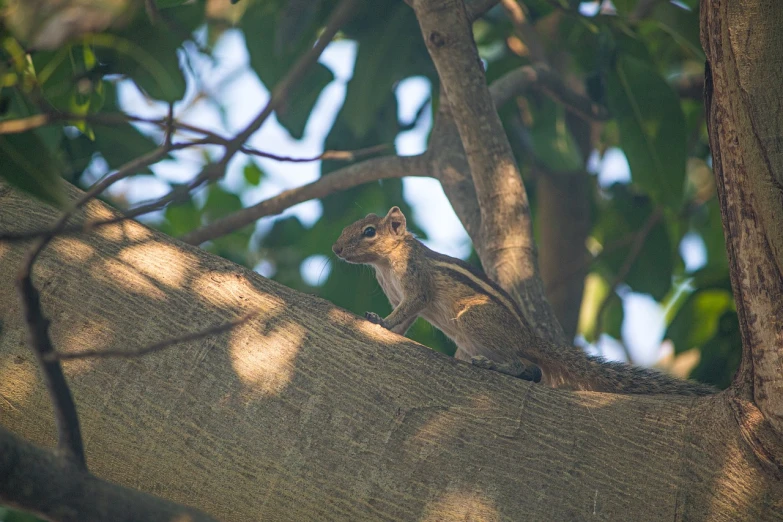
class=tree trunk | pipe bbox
[0,181,780,520]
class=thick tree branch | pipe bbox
[182,154,427,245]
[2,182,782,520]
[411,0,565,343]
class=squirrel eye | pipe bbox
[362,226,376,238]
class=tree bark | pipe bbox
[1,183,781,520]
[701,0,783,440]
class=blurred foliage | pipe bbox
[0,505,46,522]
[0,0,740,388]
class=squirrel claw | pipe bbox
[471,356,541,382]
[364,312,387,328]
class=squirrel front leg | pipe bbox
[365,295,426,335]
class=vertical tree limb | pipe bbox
[411,0,566,343]
[701,0,783,437]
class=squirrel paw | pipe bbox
[364,312,387,328]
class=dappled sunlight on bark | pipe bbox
[0,352,38,410]
[97,255,169,300]
[230,321,306,396]
[49,238,96,265]
[421,489,500,522]
[115,243,197,289]
[95,219,154,243]
[193,272,286,311]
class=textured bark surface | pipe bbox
[701,0,783,437]
[1,184,782,520]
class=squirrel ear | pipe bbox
[385,206,407,236]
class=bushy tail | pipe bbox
[533,343,716,396]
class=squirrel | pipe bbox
[332,207,716,396]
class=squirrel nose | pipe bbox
[332,244,342,255]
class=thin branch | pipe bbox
[0,110,383,165]
[181,154,427,245]
[51,312,258,361]
[217,0,358,166]
[490,65,610,121]
[593,208,663,352]
[17,253,85,467]
[242,143,390,163]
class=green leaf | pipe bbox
[92,123,161,171]
[94,3,204,102]
[340,3,433,138]
[593,185,673,300]
[606,54,687,210]
[202,185,243,222]
[645,2,703,59]
[0,132,66,207]
[164,198,202,236]
[665,288,734,354]
[528,96,584,172]
[241,4,334,139]
[688,310,741,389]
[243,161,265,186]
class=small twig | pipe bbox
[17,254,85,467]
[164,103,175,147]
[593,207,663,353]
[50,312,258,361]
[182,154,427,245]
[242,143,389,163]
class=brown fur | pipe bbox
[333,207,716,396]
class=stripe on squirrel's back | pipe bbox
[414,238,528,324]
[429,260,528,328]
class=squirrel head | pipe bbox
[332,206,409,264]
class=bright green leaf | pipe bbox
[243,161,265,186]
[665,288,734,354]
[164,198,202,236]
[606,54,687,210]
[203,185,243,222]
